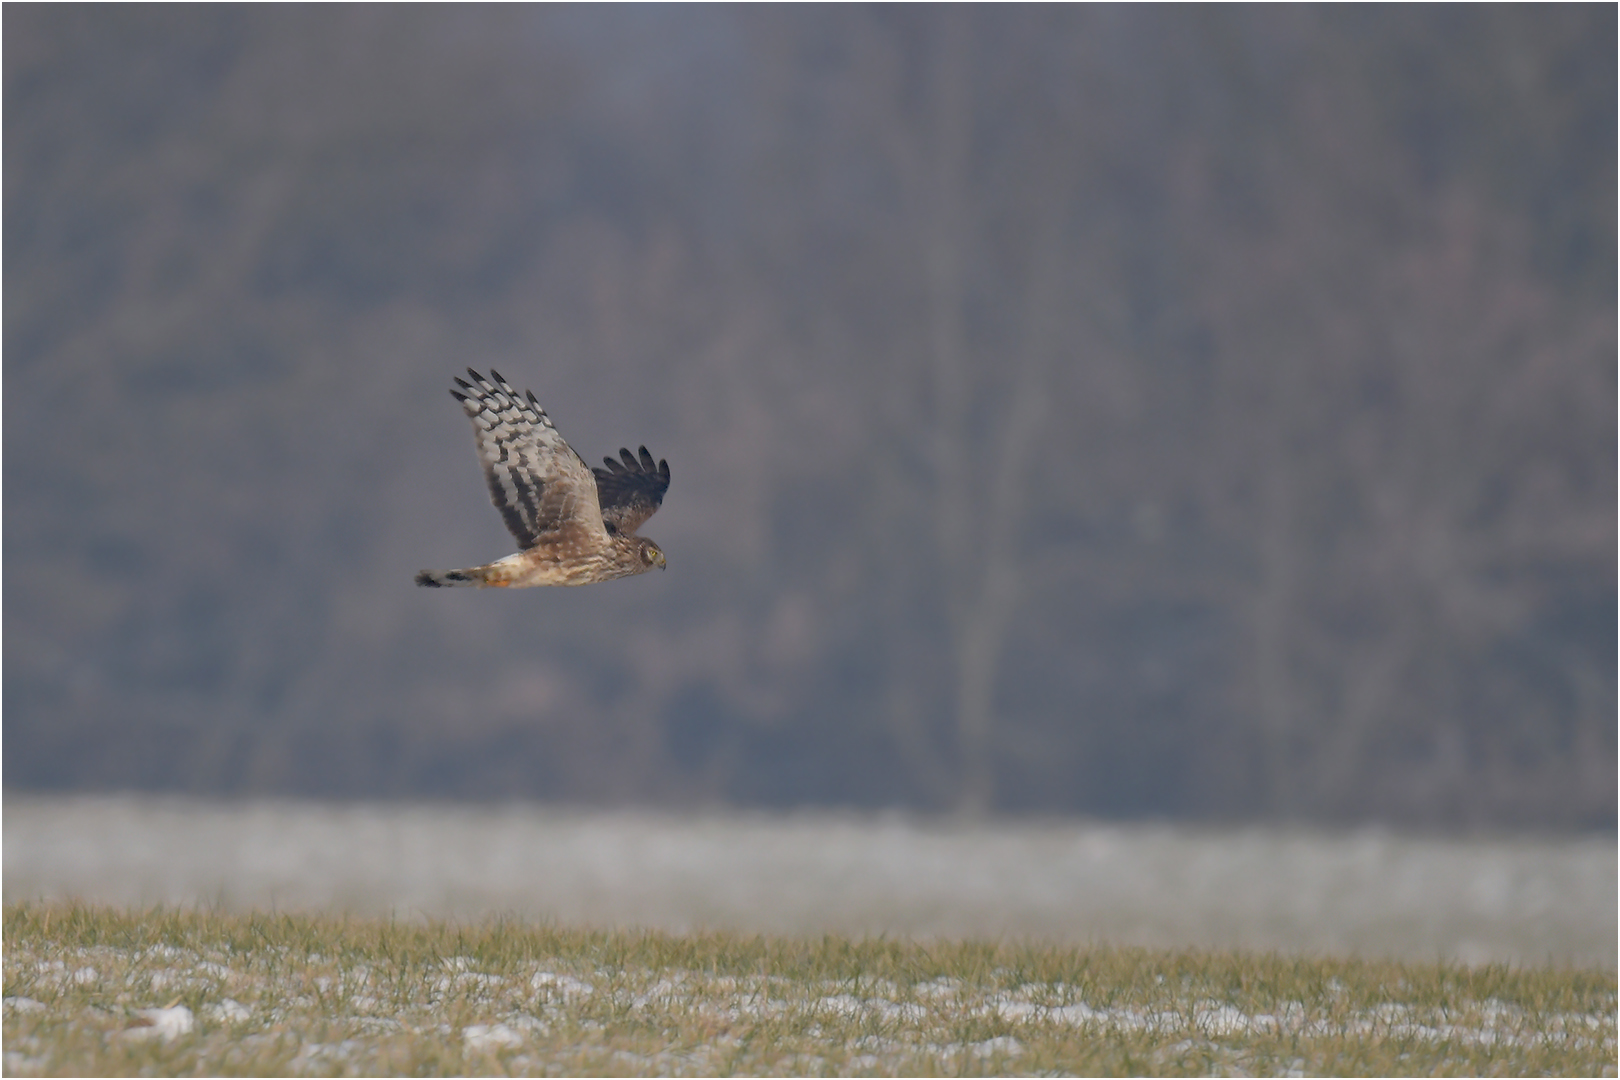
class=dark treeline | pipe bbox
[4,6,1614,828]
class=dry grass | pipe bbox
[3,902,1614,1076]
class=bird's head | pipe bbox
[639,539,667,571]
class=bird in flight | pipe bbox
[416,369,670,588]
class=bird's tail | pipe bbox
[415,565,497,588]
[417,551,525,588]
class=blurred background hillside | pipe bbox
[5,6,1614,829]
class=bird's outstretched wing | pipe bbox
[592,446,671,537]
[452,369,603,550]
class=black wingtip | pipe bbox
[415,570,443,588]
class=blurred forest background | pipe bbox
[5,6,1614,829]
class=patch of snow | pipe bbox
[967,1035,1024,1059]
[915,977,963,999]
[1196,1002,1265,1035]
[463,1022,525,1051]
[436,971,504,993]
[3,997,46,1013]
[206,998,252,1023]
[801,992,927,1023]
[291,1039,363,1068]
[811,992,864,1017]
[499,1013,549,1037]
[1044,1001,1103,1024]
[986,996,1098,1025]
[354,1015,404,1034]
[3,1051,48,1073]
[123,1004,194,1042]
[531,971,594,998]
[634,975,690,1005]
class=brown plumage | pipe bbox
[415,369,669,588]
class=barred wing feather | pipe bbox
[450,368,604,549]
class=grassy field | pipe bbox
[3,903,1614,1077]
[10,797,1614,968]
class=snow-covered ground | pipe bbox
[4,795,1612,968]
[6,943,1613,1075]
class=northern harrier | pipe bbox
[416,369,669,588]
